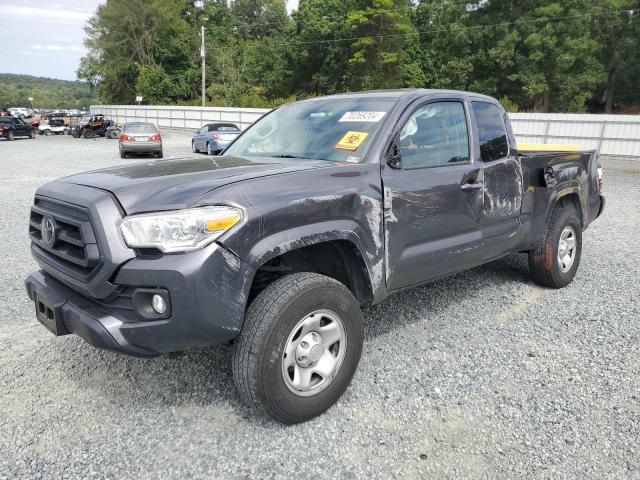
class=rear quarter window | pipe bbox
[472,102,509,162]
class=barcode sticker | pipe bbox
[339,111,386,123]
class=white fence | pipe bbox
[91,105,640,158]
[90,105,269,131]
[510,113,640,157]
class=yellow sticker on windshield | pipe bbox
[336,131,368,151]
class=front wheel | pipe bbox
[192,141,198,153]
[7,131,14,141]
[83,129,93,139]
[29,130,36,139]
[528,205,582,288]
[232,273,364,424]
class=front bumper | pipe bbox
[25,242,253,356]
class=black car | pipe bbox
[0,116,36,140]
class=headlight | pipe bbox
[120,206,242,253]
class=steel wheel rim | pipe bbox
[281,309,347,397]
[192,141,196,152]
[558,225,577,273]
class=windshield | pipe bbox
[124,123,157,133]
[224,97,398,162]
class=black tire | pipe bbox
[232,272,364,424]
[120,150,127,159]
[192,141,198,153]
[83,129,92,139]
[528,205,582,288]
[29,130,36,139]
[44,129,52,136]
[207,142,213,155]
[156,151,163,159]
[7,130,14,141]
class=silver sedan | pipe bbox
[119,122,163,159]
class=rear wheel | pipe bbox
[232,272,364,424]
[529,205,582,288]
[207,142,214,155]
[83,129,93,139]
[120,150,127,159]
[156,151,163,159]
[7,130,14,141]
[44,129,52,136]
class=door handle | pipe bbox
[460,181,483,192]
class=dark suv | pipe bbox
[0,116,36,140]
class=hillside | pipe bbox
[0,74,97,109]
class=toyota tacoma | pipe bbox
[25,90,604,423]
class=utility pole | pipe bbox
[200,24,206,107]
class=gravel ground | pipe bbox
[0,132,639,479]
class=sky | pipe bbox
[0,0,301,81]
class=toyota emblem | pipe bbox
[41,216,56,247]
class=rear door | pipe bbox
[17,118,30,136]
[470,101,524,260]
[382,99,485,291]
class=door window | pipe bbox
[199,126,208,134]
[398,101,470,169]
[472,102,509,162]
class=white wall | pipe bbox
[91,105,269,131]
[91,105,640,157]
[509,113,640,157]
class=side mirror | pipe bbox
[387,135,401,169]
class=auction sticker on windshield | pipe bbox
[339,111,386,122]
[336,131,368,151]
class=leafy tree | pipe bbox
[135,64,174,103]
[591,1,639,112]
[0,74,97,109]
[74,0,640,112]
[345,0,419,90]
[79,0,197,103]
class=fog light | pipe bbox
[152,294,167,314]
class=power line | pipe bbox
[279,9,636,47]
[204,7,635,50]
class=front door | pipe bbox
[382,100,485,292]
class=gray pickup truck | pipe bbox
[25,90,604,423]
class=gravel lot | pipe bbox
[1,132,639,479]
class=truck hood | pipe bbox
[58,155,328,214]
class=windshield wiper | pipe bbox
[271,154,307,159]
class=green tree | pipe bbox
[591,2,639,112]
[79,0,197,103]
[345,0,419,90]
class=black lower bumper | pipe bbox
[25,242,254,357]
[26,271,158,357]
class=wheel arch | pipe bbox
[245,238,375,308]
[549,189,584,227]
